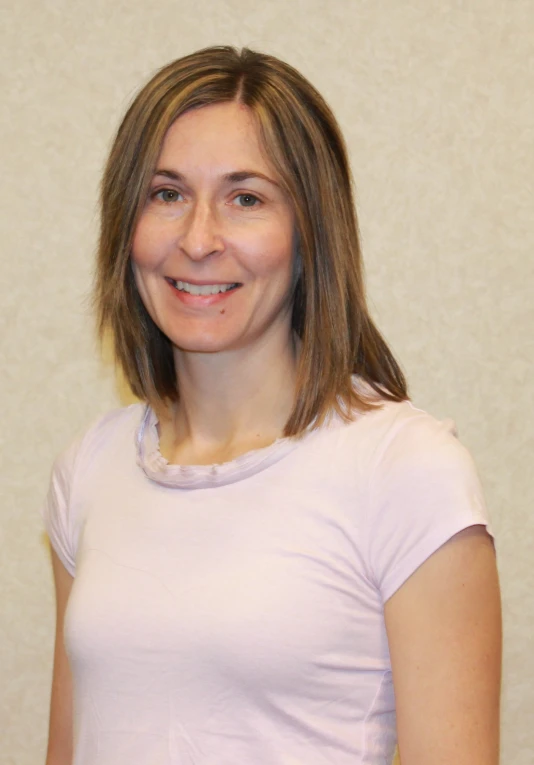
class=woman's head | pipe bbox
[96,46,407,434]
[130,99,297,362]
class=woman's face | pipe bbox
[131,101,296,358]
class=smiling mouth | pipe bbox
[165,278,242,296]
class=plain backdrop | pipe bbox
[1,1,533,763]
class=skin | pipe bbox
[46,101,501,764]
[131,101,298,465]
[45,549,74,765]
[385,525,501,764]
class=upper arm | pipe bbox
[46,546,74,765]
[384,525,502,765]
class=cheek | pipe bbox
[246,226,295,279]
[131,218,167,270]
[129,222,164,311]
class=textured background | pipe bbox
[1,1,533,763]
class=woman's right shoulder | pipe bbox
[42,404,146,576]
[51,402,147,480]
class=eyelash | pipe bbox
[233,193,260,209]
[150,188,261,209]
[152,188,183,204]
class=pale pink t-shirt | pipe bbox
[42,397,492,765]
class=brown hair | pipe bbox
[95,45,408,436]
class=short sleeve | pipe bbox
[366,411,493,603]
[41,437,81,577]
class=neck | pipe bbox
[158,329,299,464]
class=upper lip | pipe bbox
[165,276,240,285]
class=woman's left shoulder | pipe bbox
[342,395,466,467]
[354,399,493,602]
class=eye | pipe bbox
[234,193,260,208]
[153,188,183,203]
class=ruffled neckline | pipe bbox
[135,405,302,489]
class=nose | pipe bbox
[179,200,223,261]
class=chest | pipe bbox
[65,458,390,697]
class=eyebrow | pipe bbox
[153,168,280,187]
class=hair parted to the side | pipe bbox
[95,45,408,436]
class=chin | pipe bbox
[170,332,241,355]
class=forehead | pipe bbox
[157,101,272,173]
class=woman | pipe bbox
[43,46,501,765]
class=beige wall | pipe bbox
[1,1,533,763]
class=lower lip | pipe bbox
[167,280,240,307]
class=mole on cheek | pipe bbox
[220,309,226,314]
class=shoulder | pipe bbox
[382,402,481,503]
[340,396,475,481]
[345,397,486,516]
[51,402,146,488]
[78,401,146,447]
[349,400,491,601]
[42,403,146,576]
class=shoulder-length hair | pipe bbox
[95,45,408,436]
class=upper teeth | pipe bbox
[173,280,237,295]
